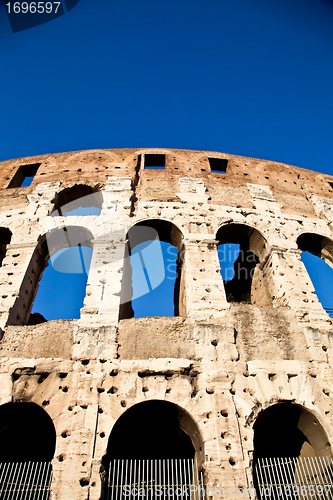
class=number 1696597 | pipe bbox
[5,2,61,14]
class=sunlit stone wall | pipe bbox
[0,149,333,499]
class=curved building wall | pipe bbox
[0,149,333,499]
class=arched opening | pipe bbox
[30,226,93,322]
[119,220,184,319]
[0,402,56,498]
[297,233,333,316]
[216,224,269,305]
[0,227,12,267]
[7,226,94,325]
[101,400,203,500]
[51,184,102,216]
[253,403,332,499]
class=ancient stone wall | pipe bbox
[0,149,333,499]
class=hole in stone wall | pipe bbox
[208,158,228,173]
[144,154,166,170]
[7,163,41,188]
[0,227,12,267]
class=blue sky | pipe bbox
[1,0,333,318]
[1,0,333,172]
[301,252,333,315]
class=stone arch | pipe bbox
[7,226,94,325]
[106,400,202,461]
[297,232,333,315]
[65,149,119,165]
[0,401,56,462]
[40,225,94,257]
[297,232,333,266]
[51,183,103,216]
[215,223,269,305]
[101,400,203,500]
[63,149,127,176]
[253,402,332,498]
[119,219,184,319]
[253,402,331,459]
[0,402,55,499]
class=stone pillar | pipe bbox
[75,175,133,358]
[75,238,127,359]
[79,239,127,325]
[201,372,250,500]
[262,247,328,319]
[50,365,100,500]
[0,242,40,328]
[182,238,228,320]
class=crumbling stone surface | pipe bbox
[0,149,333,499]
[0,320,74,358]
[117,317,197,360]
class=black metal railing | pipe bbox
[106,458,204,500]
[255,457,333,500]
[0,462,52,500]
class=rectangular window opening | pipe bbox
[208,157,228,173]
[144,154,166,170]
[7,163,41,188]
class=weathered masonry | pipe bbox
[1,148,333,499]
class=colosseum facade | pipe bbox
[0,148,333,500]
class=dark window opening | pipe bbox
[101,401,203,500]
[119,220,184,319]
[254,404,309,460]
[0,227,12,267]
[208,157,228,173]
[51,184,102,216]
[0,402,55,499]
[216,224,266,304]
[7,163,41,188]
[144,154,166,169]
[328,181,333,189]
[106,401,195,460]
[297,233,333,317]
[253,403,331,500]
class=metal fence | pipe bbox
[106,458,205,500]
[255,457,333,500]
[0,462,52,500]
